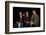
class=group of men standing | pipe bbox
[15,10,39,28]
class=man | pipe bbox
[19,12,23,27]
[31,10,39,27]
[22,13,25,27]
[15,12,23,28]
[23,11,30,27]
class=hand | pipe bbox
[30,22,33,24]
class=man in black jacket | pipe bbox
[15,12,23,28]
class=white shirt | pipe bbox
[18,22,20,28]
[20,16,22,19]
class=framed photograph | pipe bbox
[5,1,45,34]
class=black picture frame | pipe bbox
[5,1,45,34]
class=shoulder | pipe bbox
[36,15,39,18]
[31,15,33,17]
[36,15,39,17]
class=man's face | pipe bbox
[23,13,25,16]
[26,11,28,16]
[32,10,36,15]
[26,11,28,15]
[19,12,22,16]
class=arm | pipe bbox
[33,15,39,25]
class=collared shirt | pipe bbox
[18,23,20,28]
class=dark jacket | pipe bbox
[23,16,30,27]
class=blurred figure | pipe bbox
[15,12,23,28]
[23,11,30,27]
[19,12,23,27]
[31,10,39,27]
[22,13,25,27]
[23,13,25,17]
[22,13,25,22]
[19,12,22,22]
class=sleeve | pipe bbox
[31,15,33,22]
[34,15,39,24]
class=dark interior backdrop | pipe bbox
[13,7,40,28]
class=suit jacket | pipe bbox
[31,15,39,27]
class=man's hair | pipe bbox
[32,9,36,11]
[32,9,36,13]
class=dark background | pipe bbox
[13,7,40,28]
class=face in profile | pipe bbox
[32,10,36,15]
